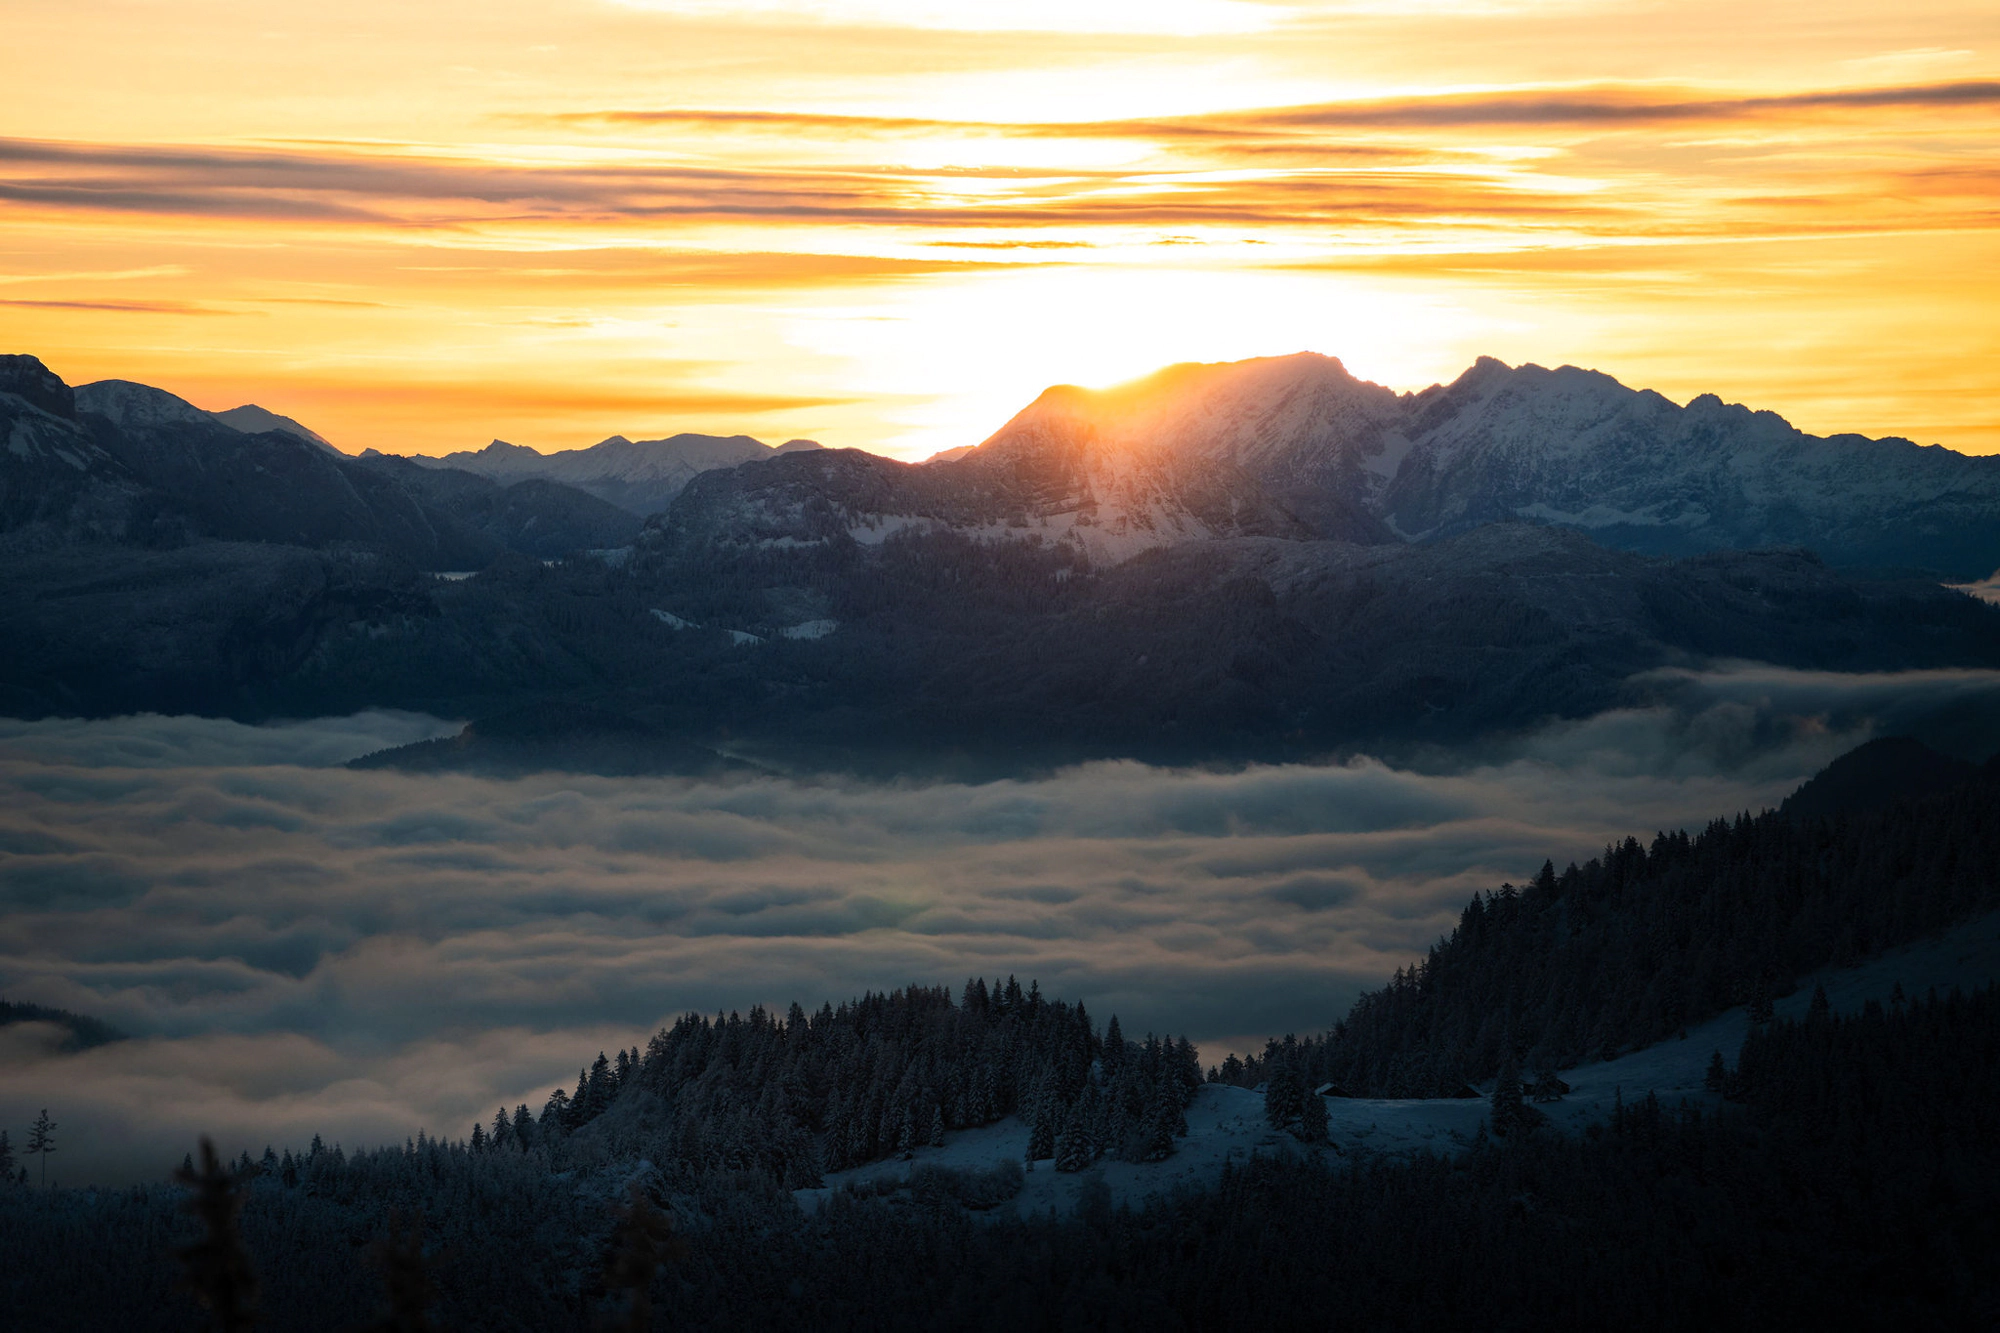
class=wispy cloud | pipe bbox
[561,78,2000,136]
[9,77,1994,250]
[0,298,239,315]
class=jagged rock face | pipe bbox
[669,350,2000,576]
[653,363,1376,565]
[1379,359,2000,574]
[960,354,1402,552]
[0,358,146,542]
[0,354,78,421]
[0,359,655,568]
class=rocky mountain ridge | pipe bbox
[0,357,636,566]
[10,348,2000,775]
[655,352,2000,578]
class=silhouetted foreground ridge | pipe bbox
[3,742,1997,1328]
[1213,744,2000,1097]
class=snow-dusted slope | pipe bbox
[913,351,2000,575]
[805,908,2000,1218]
[963,353,1401,550]
[74,378,218,430]
[1382,358,2000,572]
[653,361,1377,567]
[0,356,144,540]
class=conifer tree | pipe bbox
[1296,1087,1329,1143]
[1027,1094,1056,1162]
[1137,1087,1176,1162]
[365,1211,437,1333]
[1265,1067,1305,1130]
[1489,1057,1526,1137]
[25,1108,54,1187]
[0,1129,13,1183]
[174,1138,257,1333]
[541,1088,570,1137]
[1055,1107,1092,1173]
[1749,976,1776,1027]
[604,1184,683,1333]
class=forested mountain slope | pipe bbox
[1219,744,2000,1098]
[539,980,1202,1186]
[4,957,1994,1329]
[6,742,2000,1327]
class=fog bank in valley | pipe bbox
[5,664,1998,1184]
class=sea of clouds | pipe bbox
[6,664,2000,1185]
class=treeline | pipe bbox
[510,978,1202,1184]
[0,998,123,1051]
[6,986,1995,1330]
[1216,769,2000,1096]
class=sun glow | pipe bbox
[784,265,1508,458]
[3,0,1998,455]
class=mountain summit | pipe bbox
[660,352,2000,577]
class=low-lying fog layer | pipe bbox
[6,664,2000,1185]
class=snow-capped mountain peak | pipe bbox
[74,379,217,430]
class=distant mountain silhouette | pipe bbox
[403,432,824,515]
[0,356,639,568]
[212,403,340,455]
[352,453,641,559]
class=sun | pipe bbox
[782,262,1511,459]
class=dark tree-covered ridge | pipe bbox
[5,987,1996,1330]
[1218,759,2000,1097]
[0,998,124,1052]
[514,978,1202,1186]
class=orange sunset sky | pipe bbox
[4,0,1998,460]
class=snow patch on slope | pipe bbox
[803,909,2000,1218]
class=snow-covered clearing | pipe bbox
[800,909,2000,1217]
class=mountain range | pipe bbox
[0,357,639,566]
[7,348,2000,770]
[394,431,824,516]
[668,352,2000,576]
